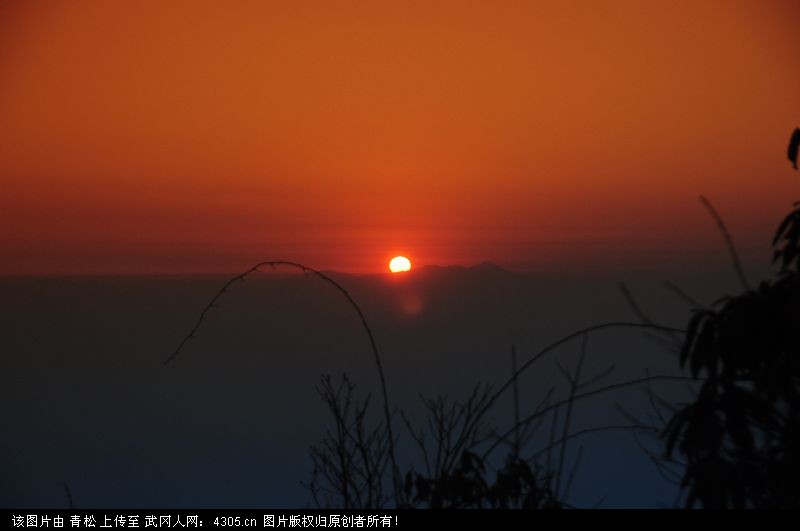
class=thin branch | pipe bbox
[663,280,706,309]
[618,283,656,327]
[63,482,73,509]
[545,398,560,484]
[577,364,616,391]
[400,411,432,476]
[562,445,584,503]
[164,260,401,505]
[556,333,587,495]
[511,345,521,457]
[482,374,694,460]
[528,424,659,461]
[458,322,686,455]
[619,282,682,347]
[699,196,750,291]
[512,387,555,453]
[590,495,608,509]
[631,430,684,486]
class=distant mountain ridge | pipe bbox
[313,261,512,279]
[412,261,510,274]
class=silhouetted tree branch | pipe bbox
[165,261,403,505]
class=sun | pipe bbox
[389,255,411,273]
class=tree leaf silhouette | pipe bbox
[789,127,800,169]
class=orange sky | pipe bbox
[1,1,799,274]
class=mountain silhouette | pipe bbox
[408,261,511,276]
[469,260,509,273]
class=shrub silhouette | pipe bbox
[306,374,564,509]
[663,132,800,508]
[773,201,800,272]
[398,380,562,508]
[170,136,800,508]
[405,452,562,509]
[305,374,392,509]
[304,331,687,509]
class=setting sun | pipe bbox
[389,256,411,273]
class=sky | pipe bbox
[1,0,799,274]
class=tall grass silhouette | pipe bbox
[165,260,403,504]
[166,130,799,507]
[168,266,690,507]
[617,132,800,508]
[657,133,800,508]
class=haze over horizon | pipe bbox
[1,264,718,508]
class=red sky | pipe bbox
[1,1,799,274]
